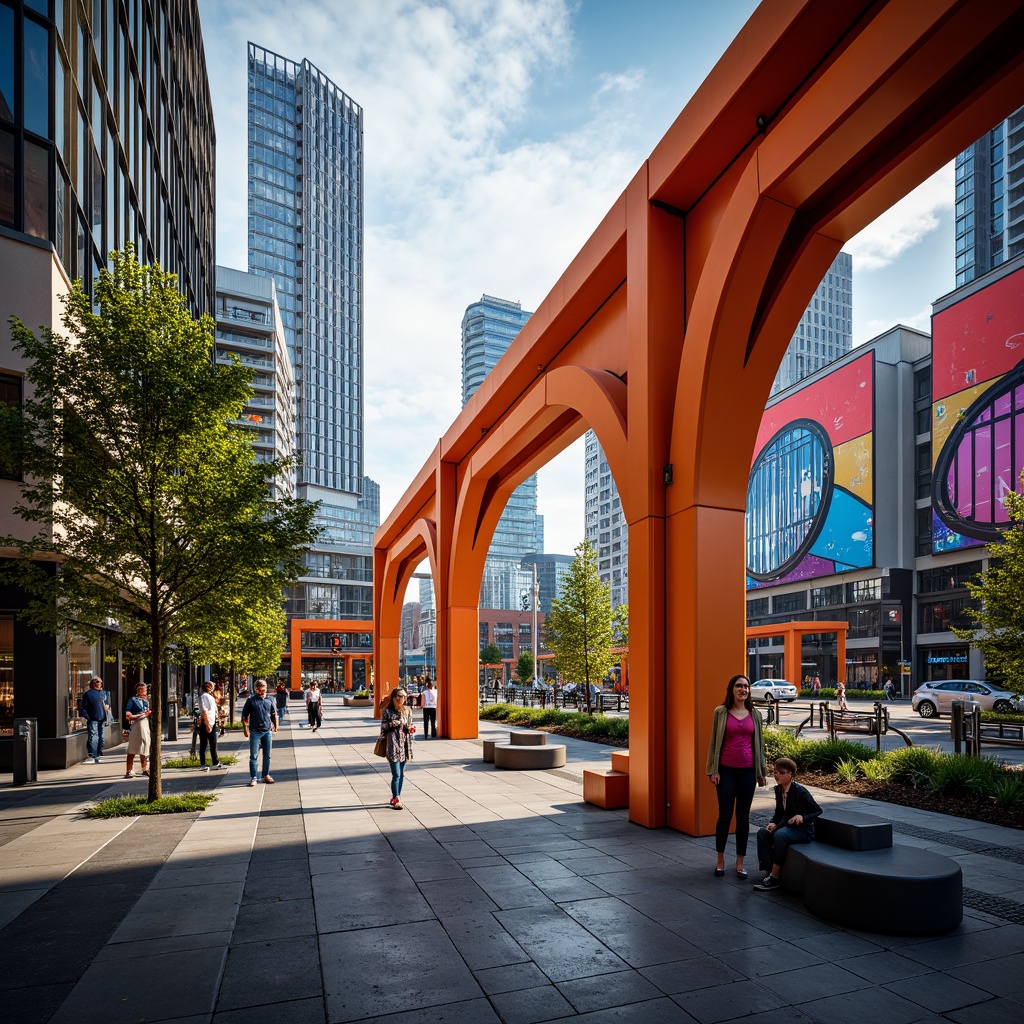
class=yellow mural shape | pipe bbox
[833,434,872,505]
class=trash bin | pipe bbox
[167,700,178,740]
[13,717,38,786]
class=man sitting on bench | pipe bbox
[755,757,822,892]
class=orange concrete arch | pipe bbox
[374,0,1024,833]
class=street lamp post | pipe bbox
[532,563,539,686]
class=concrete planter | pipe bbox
[344,697,372,707]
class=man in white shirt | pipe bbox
[421,679,438,738]
[198,680,226,771]
[305,682,323,731]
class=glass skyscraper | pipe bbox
[955,105,1024,287]
[248,43,376,622]
[462,295,544,610]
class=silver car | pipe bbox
[750,679,799,702]
[911,679,1020,718]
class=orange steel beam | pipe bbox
[373,0,1024,835]
[288,619,373,694]
[746,621,850,693]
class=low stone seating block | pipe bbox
[509,731,547,746]
[493,743,566,769]
[815,809,892,851]
[784,844,962,935]
[583,769,628,809]
[610,750,629,774]
[482,739,497,763]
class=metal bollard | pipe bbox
[13,717,38,786]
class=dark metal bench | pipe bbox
[779,809,962,935]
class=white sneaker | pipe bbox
[212,763,227,770]
[248,779,257,787]
[124,772,134,778]
[199,765,210,772]
[93,757,101,764]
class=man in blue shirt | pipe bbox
[81,677,110,764]
[241,679,278,787]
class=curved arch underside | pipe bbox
[374,0,1024,834]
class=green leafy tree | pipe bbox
[543,539,613,713]
[0,248,316,801]
[516,650,535,686]
[480,641,503,686]
[952,481,1024,691]
[612,604,629,646]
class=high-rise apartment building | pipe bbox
[1,0,216,766]
[214,266,295,498]
[585,253,853,607]
[247,43,377,624]
[462,295,544,609]
[955,105,1024,287]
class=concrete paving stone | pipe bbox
[150,858,250,888]
[488,983,576,1023]
[900,924,1024,970]
[560,896,705,969]
[639,954,745,995]
[309,850,404,874]
[232,896,316,942]
[947,950,1024,999]
[530,874,608,905]
[47,942,225,1024]
[0,887,48,929]
[449,855,507,870]
[791,928,884,961]
[402,856,468,883]
[943,996,1024,1024]
[109,881,244,943]
[556,968,664,1012]
[801,984,943,1024]
[416,876,499,918]
[218,932,321,1010]
[326,996,503,1024]
[671,977,788,1023]
[212,996,326,1023]
[587,868,679,897]
[495,904,630,982]
[242,870,312,904]
[841,949,936,985]
[759,961,874,1002]
[713,938,826,981]
[320,919,483,1022]
[473,960,550,995]
[313,871,432,933]
[716,1008,820,1024]
[96,930,233,960]
[3,980,76,1024]
[884,972,996,1013]
[440,911,532,972]
[462,865,552,911]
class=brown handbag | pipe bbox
[373,733,387,758]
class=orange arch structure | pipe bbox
[374,0,1024,835]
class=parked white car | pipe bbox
[750,679,799,702]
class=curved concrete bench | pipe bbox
[494,743,566,769]
[482,739,497,763]
[509,731,547,746]
[784,844,962,935]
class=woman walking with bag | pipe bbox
[124,682,152,778]
[381,687,414,809]
[706,674,767,879]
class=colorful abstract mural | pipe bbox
[746,351,874,587]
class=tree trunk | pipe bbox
[229,659,236,726]
[148,618,163,801]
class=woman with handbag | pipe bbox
[380,687,414,809]
[124,682,152,778]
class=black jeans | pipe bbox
[714,764,756,856]
[422,707,437,737]
[198,723,219,766]
[307,702,322,728]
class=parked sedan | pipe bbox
[750,679,799,702]
[911,679,1020,718]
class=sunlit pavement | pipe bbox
[2,694,1024,1024]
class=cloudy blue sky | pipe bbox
[199,0,955,558]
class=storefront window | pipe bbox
[846,651,879,689]
[921,648,969,681]
[0,615,13,736]
[66,635,99,733]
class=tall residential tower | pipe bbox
[247,43,377,624]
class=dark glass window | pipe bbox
[847,579,881,602]
[1,371,22,480]
[773,591,807,615]
[0,125,13,225]
[810,584,844,608]
[0,4,13,123]
[23,15,49,138]
[746,597,769,617]
[23,137,47,237]
[915,366,931,401]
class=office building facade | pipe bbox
[248,43,376,632]
[1,0,215,765]
[585,253,853,609]
[520,553,573,614]
[462,295,544,609]
[955,105,1024,287]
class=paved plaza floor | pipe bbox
[2,701,1024,1024]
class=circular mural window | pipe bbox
[746,419,833,581]
[933,360,1024,543]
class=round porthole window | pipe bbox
[746,419,833,581]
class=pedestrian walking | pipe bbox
[197,680,226,771]
[706,673,767,879]
[381,687,414,809]
[305,681,323,730]
[421,678,438,738]
[274,682,289,724]
[124,683,152,778]
[214,682,228,736]
[241,679,278,786]
[884,677,896,702]
[81,677,110,763]
[836,679,849,712]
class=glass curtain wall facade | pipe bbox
[248,43,376,623]
[955,105,1024,287]
[461,295,544,610]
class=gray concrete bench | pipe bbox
[780,809,962,935]
[493,743,566,770]
[484,730,547,763]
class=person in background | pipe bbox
[214,681,229,736]
[198,680,226,771]
[306,681,323,731]
[421,679,438,738]
[124,682,152,779]
[274,681,289,724]
[381,687,414,809]
[706,674,767,879]
[81,677,110,764]
[241,679,278,786]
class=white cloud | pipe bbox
[846,165,954,271]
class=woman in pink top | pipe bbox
[705,674,767,879]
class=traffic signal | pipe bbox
[331,634,341,651]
